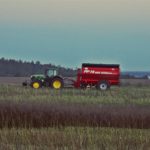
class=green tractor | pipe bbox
[23,68,64,89]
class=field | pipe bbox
[1,127,150,150]
[0,78,150,149]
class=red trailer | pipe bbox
[74,63,120,90]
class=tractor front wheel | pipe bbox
[51,78,63,89]
[31,81,42,89]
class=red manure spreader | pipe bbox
[73,63,120,90]
[23,63,120,90]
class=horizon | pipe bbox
[1,57,150,73]
[0,0,150,71]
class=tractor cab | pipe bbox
[45,68,58,77]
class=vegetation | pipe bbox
[0,85,150,149]
[1,57,150,79]
[0,85,150,105]
[1,100,150,128]
[0,57,76,77]
[0,127,150,150]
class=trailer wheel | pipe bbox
[96,81,110,90]
[51,78,63,89]
[31,81,42,89]
[80,83,87,89]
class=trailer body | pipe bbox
[74,63,120,90]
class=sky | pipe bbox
[0,0,150,71]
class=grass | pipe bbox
[0,84,150,149]
[0,127,150,150]
[0,84,150,105]
[0,101,150,128]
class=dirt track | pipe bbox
[0,77,150,86]
[121,79,150,86]
[0,77,29,85]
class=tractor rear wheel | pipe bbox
[96,80,110,90]
[51,78,63,89]
[31,81,42,89]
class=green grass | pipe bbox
[0,85,150,105]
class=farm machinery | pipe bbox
[23,63,120,90]
[23,68,64,89]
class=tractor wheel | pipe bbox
[96,80,110,90]
[31,81,42,89]
[51,78,63,89]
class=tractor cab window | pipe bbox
[45,69,57,77]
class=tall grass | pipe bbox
[0,85,150,105]
[0,127,150,150]
[0,85,150,149]
[0,101,150,128]
[0,85,150,128]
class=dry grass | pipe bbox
[0,127,150,150]
[0,84,150,105]
[0,84,150,149]
[0,101,150,128]
[0,85,150,128]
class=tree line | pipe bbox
[0,58,77,77]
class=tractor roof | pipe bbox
[82,63,120,68]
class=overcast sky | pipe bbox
[0,0,150,71]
